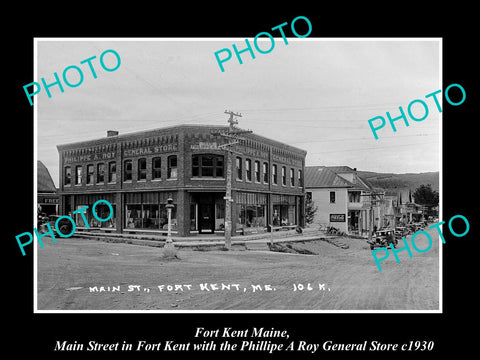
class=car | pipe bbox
[368,229,398,250]
[39,215,74,236]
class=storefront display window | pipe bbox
[190,203,198,231]
[235,192,267,230]
[125,192,177,231]
[272,194,297,226]
[215,202,225,230]
[74,200,116,229]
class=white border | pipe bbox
[34,37,443,314]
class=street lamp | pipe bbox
[165,197,175,249]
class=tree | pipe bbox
[305,193,318,225]
[412,184,439,206]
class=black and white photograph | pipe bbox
[34,38,441,312]
[8,6,475,358]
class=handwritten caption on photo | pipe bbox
[87,282,331,293]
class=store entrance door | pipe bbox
[198,203,214,234]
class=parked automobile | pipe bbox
[39,215,74,236]
[368,229,397,250]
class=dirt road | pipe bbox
[36,228,439,311]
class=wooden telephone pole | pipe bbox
[212,110,252,250]
[364,191,385,241]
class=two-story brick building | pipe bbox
[57,124,306,237]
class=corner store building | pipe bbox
[57,125,306,237]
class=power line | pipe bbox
[310,141,439,154]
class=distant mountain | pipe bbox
[357,170,439,194]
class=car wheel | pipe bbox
[59,223,73,236]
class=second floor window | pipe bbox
[87,164,94,184]
[349,191,361,203]
[298,169,303,187]
[152,157,161,179]
[75,166,82,185]
[290,168,295,186]
[64,166,71,185]
[108,161,116,183]
[192,154,224,178]
[272,164,277,184]
[246,159,252,181]
[138,158,147,180]
[281,166,286,186]
[168,155,177,179]
[236,157,242,180]
[254,161,260,182]
[330,191,336,203]
[97,163,105,183]
[124,160,132,181]
[263,162,268,183]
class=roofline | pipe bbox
[56,124,307,155]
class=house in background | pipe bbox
[37,160,59,216]
[305,166,382,237]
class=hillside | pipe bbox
[357,170,439,193]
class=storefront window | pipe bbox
[215,202,225,230]
[272,194,297,226]
[138,158,147,180]
[75,202,116,229]
[143,204,159,229]
[235,192,267,229]
[97,163,105,183]
[168,155,177,179]
[64,166,71,185]
[190,203,198,231]
[125,204,142,228]
[125,192,177,231]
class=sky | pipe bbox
[36,38,441,187]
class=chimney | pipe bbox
[107,130,119,137]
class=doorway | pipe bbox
[198,203,214,234]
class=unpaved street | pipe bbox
[37,228,439,311]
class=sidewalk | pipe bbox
[73,228,332,250]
